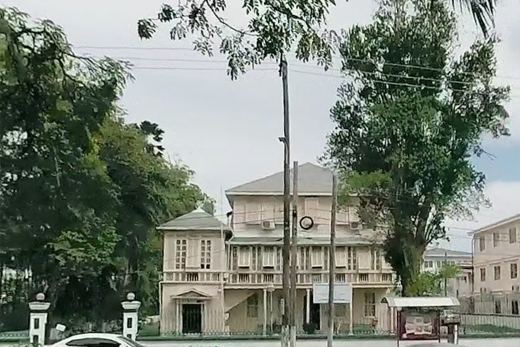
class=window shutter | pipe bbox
[336,247,347,267]
[238,247,251,267]
[311,247,323,268]
[186,238,200,268]
[263,247,275,267]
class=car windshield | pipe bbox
[118,336,145,347]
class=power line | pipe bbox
[73,44,520,82]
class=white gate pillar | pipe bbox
[29,293,50,346]
[121,292,141,340]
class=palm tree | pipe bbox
[452,0,497,36]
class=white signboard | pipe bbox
[312,283,352,304]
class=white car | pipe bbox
[50,333,144,347]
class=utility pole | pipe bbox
[444,251,448,296]
[327,174,338,347]
[279,55,291,347]
[290,161,299,347]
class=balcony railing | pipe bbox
[162,269,395,286]
[227,271,394,286]
[163,270,221,282]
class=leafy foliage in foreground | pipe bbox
[0,6,212,330]
[325,0,509,295]
[136,0,498,79]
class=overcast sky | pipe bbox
[5,0,520,252]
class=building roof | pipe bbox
[226,162,333,196]
[381,296,460,308]
[157,208,231,233]
[468,213,520,236]
[424,247,471,258]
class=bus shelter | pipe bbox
[381,296,461,346]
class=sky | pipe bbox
[4,0,520,252]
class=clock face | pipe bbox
[299,216,314,230]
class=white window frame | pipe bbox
[347,247,357,270]
[263,246,276,268]
[364,292,376,317]
[175,239,187,269]
[494,265,501,281]
[510,227,517,244]
[238,247,251,268]
[336,246,347,268]
[493,233,499,247]
[479,236,486,252]
[200,240,212,269]
[511,263,518,279]
[311,247,324,268]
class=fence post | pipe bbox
[28,293,50,346]
[121,292,141,340]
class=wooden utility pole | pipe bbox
[327,174,338,347]
[290,161,299,347]
[444,251,448,296]
[279,55,291,347]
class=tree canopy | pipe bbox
[0,6,212,331]
[324,0,509,295]
[136,0,498,79]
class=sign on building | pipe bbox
[312,283,353,304]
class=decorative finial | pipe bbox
[127,292,135,301]
[36,293,45,301]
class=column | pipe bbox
[305,289,311,324]
[121,292,141,340]
[29,293,50,346]
[263,288,267,335]
[349,303,353,335]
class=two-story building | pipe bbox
[422,247,473,297]
[470,213,520,314]
[158,163,396,335]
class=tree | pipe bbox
[0,6,129,313]
[409,263,462,296]
[136,0,497,79]
[325,0,509,296]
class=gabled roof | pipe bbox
[468,213,520,236]
[424,247,471,258]
[158,208,231,233]
[226,162,333,196]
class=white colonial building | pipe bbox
[158,163,396,335]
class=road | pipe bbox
[141,339,519,347]
[2,338,519,347]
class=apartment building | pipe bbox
[470,213,520,314]
[158,163,396,335]
[422,247,473,297]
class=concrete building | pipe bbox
[469,213,520,315]
[158,163,396,335]
[422,247,473,297]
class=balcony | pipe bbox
[226,270,394,288]
[163,270,221,283]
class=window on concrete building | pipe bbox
[247,294,259,318]
[424,261,433,268]
[200,240,211,269]
[511,263,518,279]
[480,268,486,282]
[371,248,381,270]
[175,239,187,269]
[311,247,324,268]
[479,236,486,251]
[510,227,517,243]
[336,247,347,267]
[494,300,501,314]
[494,265,501,280]
[347,247,357,270]
[493,233,500,247]
[364,292,376,317]
[512,301,519,315]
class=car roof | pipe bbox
[64,333,122,340]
